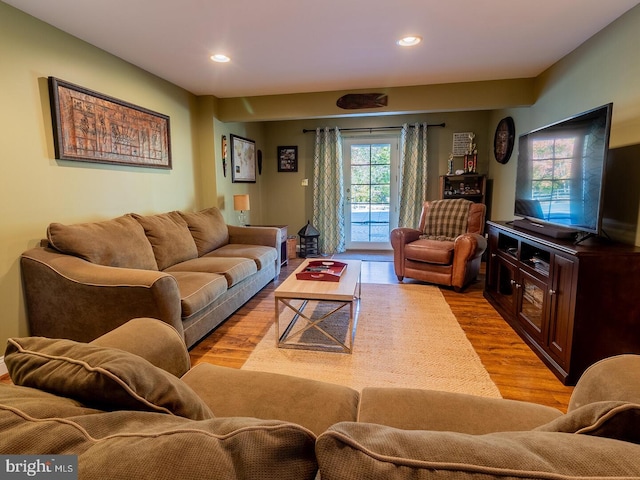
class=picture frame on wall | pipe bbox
[277,145,298,172]
[230,134,256,183]
[48,77,172,169]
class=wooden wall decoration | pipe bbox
[48,77,171,169]
[336,93,388,109]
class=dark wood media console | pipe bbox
[484,220,640,385]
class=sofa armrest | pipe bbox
[358,387,562,434]
[451,232,487,290]
[453,232,487,260]
[390,228,422,278]
[390,227,422,249]
[21,247,184,343]
[228,225,280,248]
[90,317,190,377]
[568,354,640,411]
[181,363,360,436]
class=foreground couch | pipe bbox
[20,207,280,348]
[2,318,640,479]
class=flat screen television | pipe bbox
[514,103,613,241]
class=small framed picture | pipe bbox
[230,134,256,183]
[277,146,298,172]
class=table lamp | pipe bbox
[233,194,250,226]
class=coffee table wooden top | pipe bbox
[275,259,361,301]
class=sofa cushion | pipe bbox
[358,387,562,433]
[133,211,198,270]
[170,272,229,317]
[47,215,158,270]
[5,337,214,420]
[0,406,318,480]
[165,257,257,288]
[206,244,278,271]
[179,207,230,256]
[404,238,455,265]
[182,363,361,437]
[0,383,103,418]
[535,400,640,444]
[316,422,640,479]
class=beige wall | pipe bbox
[211,119,267,226]
[0,3,201,351]
[217,79,535,123]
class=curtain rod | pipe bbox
[302,122,445,133]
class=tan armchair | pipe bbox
[390,199,487,291]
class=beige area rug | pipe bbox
[242,283,501,398]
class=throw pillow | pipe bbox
[421,199,471,241]
[132,211,198,270]
[535,400,640,444]
[316,422,640,479]
[179,207,230,256]
[0,408,317,480]
[47,215,158,270]
[5,337,214,420]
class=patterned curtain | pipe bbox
[398,122,428,227]
[313,127,345,254]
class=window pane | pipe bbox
[351,145,370,165]
[371,144,390,165]
[351,165,369,184]
[352,184,370,203]
[371,164,390,184]
[371,185,390,204]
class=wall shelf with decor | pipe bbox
[439,174,486,204]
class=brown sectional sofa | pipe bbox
[20,207,281,348]
[2,318,640,479]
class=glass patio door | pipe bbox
[343,137,399,250]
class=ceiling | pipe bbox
[5,0,640,98]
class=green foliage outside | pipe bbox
[350,144,391,205]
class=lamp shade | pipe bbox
[233,194,250,211]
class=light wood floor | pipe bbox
[2,258,574,412]
[190,257,573,412]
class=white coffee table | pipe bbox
[274,259,361,353]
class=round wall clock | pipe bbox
[493,116,515,164]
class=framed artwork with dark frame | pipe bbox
[48,77,171,169]
[230,134,256,183]
[277,146,298,172]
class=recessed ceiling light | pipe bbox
[397,36,422,47]
[210,54,230,63]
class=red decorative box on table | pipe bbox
[295,261,347,282]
